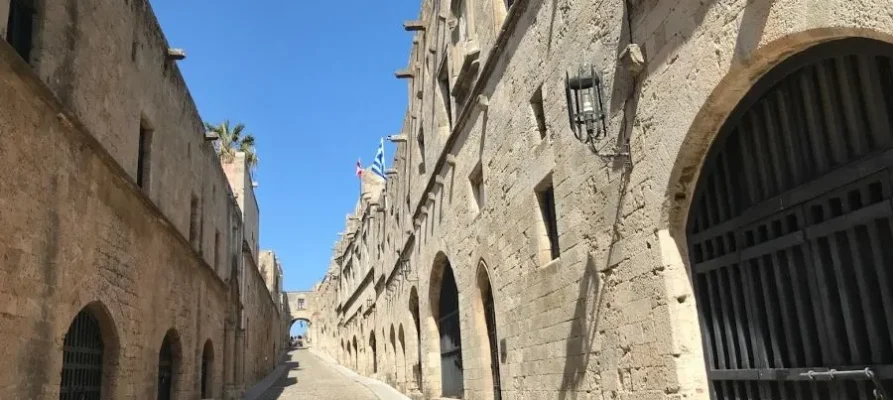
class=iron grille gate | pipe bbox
[485,295,502,400]
[688,38,893,400]
[60,310,104,400]
[158,337,173,400]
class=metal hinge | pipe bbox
[800,368,888,400]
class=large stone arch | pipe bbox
[407,286,422,393]
[283,292,313,323]
[398,324,407,391]
[424,251,464,398]
[661,32,893,398]
[471,259,501,400]
[57,301,121,400]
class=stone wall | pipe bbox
[243,256,283,388]
[27,0,237,280]
[309,0,893,399]
[0,39,229,399]
[0,1,286,398]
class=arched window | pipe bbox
[60,309,105,400]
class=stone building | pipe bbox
[309,0,893,399]
[0,1,285,399]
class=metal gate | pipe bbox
[688,38,893,399]
[485,292,502,400]
[158,336,173,400]
[60,310,104,400]
[439,265,464,398]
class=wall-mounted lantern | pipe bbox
[565,64,607,143]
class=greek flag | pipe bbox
[371,138,386,179]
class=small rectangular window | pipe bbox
[6,0,33,62]
[137,121,153,189]
[214,230,221,271]
[469,162,484,214]
[417,128,427,174]
[438,62,453,129]
[189,195,199,246]
[536,179,560,261]
[530,85,547,139]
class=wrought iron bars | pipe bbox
[60,310,104,400]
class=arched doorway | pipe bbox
[687,37,893,399]
[60,304,117,400]
[398,324,407,391]
[290,318,311,347]
[157,329,182,400]
[389,325,398,385]
[476,262,501,400]
[352,336,359,371]
[200,340,214,398]
[430,256,463,398]
[370,331,378,374]
[409,287,422,390]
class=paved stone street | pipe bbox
[256,349,379,400]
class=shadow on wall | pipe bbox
[558,253,605,400]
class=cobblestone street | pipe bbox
[256,349,379,400]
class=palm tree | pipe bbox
[204,120,258,168]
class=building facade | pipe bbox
[309,0,893,399]
[0,0,285,399]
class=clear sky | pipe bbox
[150,2,415,285]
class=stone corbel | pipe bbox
[387,134,408,142]
[395,69,414,79]
[475,95,489,112]
[446,154,457,166]
[404,20,426,32]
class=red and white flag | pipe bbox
[356,159,363,178]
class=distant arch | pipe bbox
[427,252,464,398]
[398,324,407,391]
[200,340,214,398]
[352,336,359,371]
[475,260,502,400]
[408,286,422,390]
[369,331,378,374]
[157,329,183,400]
[389,325,398,385]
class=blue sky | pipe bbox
[150,1,416,333]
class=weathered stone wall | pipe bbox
[223,153,260,265]
[0,40,229,399]
[310,0,893,399]
[243,256,282,388]
[0,1,286,398]
[26,0,237,280]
